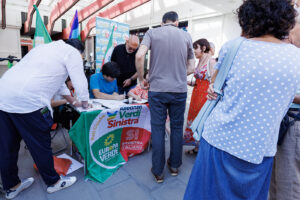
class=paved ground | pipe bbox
[0,87,196,200]
[0,129,196,200]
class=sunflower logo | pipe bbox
[104,134,114,146]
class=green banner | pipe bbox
[69,105,151,183]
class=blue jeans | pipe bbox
[148,91,187,175]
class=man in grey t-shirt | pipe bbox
[136,11,195,183]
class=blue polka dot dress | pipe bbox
[203,39,300,164]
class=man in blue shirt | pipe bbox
[90,62,125,100]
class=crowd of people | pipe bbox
[0,0,300,199]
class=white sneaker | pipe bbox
[5,177,34,199]
[46,176,76,193]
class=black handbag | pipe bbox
[278,108,300,145]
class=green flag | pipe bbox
[102,25,115,67]
[33,5,52,47]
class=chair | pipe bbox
[51,123,69,155]
[51,104,81,155]
[24,122,70,155]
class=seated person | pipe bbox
[90,61,125,100]
[51,78,81,107]
[66,76,76,97]
[128,71,149,101]
[51,79,81,129]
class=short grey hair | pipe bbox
[296,8,300,23]
[295,1,300,23]
[209,42,215,50]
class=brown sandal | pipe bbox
[185,148,198,155]
[151,168,164,183]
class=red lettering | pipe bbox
[116,120,121,127]
[108,120,114,128]
[107,118,140,128]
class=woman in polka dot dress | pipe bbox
[183,39,216,153]
[184,0,300,199]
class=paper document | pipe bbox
[135,99,148,104]
[76,105,103,113]
[75,100,103,113]
[123,99,148,104]
[57,153,83,175]
[92,99,126,109]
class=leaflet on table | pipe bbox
[76,100,104,112]
[92,99,126,109]
[122,99,148,104]
[76,106,103,113]
[134,99,148,104]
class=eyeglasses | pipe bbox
[294,0,299,8]
[128,45,137,52]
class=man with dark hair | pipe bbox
[111,35,140,94]
[89,61,125,100]
[162,11,178,23]
[136,11,195,183]
[65,39,85,53]
[0,39,89,199]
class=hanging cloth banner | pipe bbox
[69,104,151,183]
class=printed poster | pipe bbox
[95,17,130,71]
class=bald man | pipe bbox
[111,35,140,94]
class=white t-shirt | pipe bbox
[0,40,89,113]
[53,84,71,101]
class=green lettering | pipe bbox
[120,111,126,118]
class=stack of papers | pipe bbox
[75,100,103,113]
[123,99,148,104]
[92,99,126,109]
[75,99,147,113]
[134,99,148,104]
